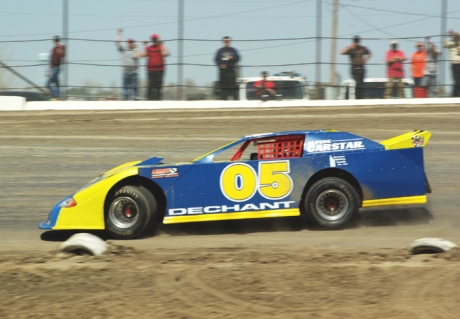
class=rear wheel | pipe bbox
[105,185,157,239]
[305,177,359,228]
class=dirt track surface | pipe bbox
[1,104,460,318]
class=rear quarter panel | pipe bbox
[305,147,426,200]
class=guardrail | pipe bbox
[1,96,460,112]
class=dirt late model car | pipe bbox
[40,129,432,239]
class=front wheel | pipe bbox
[105,185,157,239]
[305,177,359,228]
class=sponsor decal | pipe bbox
[168,201,295,216]
[412,135,424,147]
[329,155,348,167]
[306,139,365,153]
[151,167,179,178]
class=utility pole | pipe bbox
[177,0,184,100]
[330,0,339,88]
[63,0,68,100]
[440,0,447,96]
[315,0,322,99]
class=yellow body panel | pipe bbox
[380,130,431,150]
[163,208,300,224]
[54,166,140,230]
[103,161,142,177]
[362,195,427,208]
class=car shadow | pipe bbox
[40,230,110,242]
[358,206,434,227]
[40,207,434,241]
[156,217,306,237]
[157,206,434,236]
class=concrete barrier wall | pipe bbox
[1,97,460,112]
[0,96,26,111]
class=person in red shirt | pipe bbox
[410,42,427,87]
[254,71,276,101]
[142,34,169,100]
[47,36,66,100]
[384,41,406,99]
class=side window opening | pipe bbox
[230,135,305,162]
[256,135,304,160]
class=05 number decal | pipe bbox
[220,161,293,202]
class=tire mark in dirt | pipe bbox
[189,267,276,314]
[162,267,229,316]
[385,262,460,319]
[409,264,460,319]
[164,265,275,315]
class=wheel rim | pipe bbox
[108,197,140,229]
[315,189,349,221]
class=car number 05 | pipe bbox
[220,161,293,202]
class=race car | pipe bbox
[40,129,432,239]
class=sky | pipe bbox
[0,0,459,93]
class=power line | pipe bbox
[342,6,401,40]
[9,60,454,69]
[343,3,460,20]
[0,0,307,38]
[0,34,451,44]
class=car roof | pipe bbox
[244,130,335,139]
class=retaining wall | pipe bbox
[1,97,459,111]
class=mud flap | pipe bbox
[425,174,432,194]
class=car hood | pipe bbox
[101,157,164,179]
[136,156,164,166]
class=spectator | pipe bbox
[340,35,371,99]
[47,36,66,100]
[384,41,406,99]
[443,30,460,97]
[115,28,141,100]
[424,36,440,97]
[214,36,240,100]
[410,42,427,87]
[142,34,169,100]
[254,71,277,101]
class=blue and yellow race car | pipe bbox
[40,129,432,239]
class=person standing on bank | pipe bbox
[115,28,141,100]
[340,35,371,99]
[443,30,460,97]
[142,34,169,100]
[384,41,406,99]
[47,36,66,100]
[424,36,439,97]
[410,42,427,88]
[214,36,240,100]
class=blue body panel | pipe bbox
[40,129,429,230]
[39,199,65,229]
[136,130,427,219]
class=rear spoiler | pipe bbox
[380,130,431,150]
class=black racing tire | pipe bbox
[105,185,157,239]
[305,177,359,229]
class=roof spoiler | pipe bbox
[380,130,431,150]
